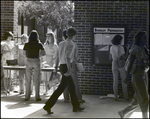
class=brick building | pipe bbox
[1,1,149,96]
[73,1,149,96]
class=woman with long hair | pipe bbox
[23,30,46,101]
[1,31,15,95]
[41,32,58,95]
[118,31,149,118]
[109,35,129,101]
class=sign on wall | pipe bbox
[92,26,125,66]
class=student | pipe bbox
[43,28,85,114]
[15,34,28,94]
[109,35,129,100]
[41,32,58,95]
[1,31,15,94]
[63,30,85,103]
[118,31,149,118]
[23,30,46,101]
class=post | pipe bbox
[21,14,24,34]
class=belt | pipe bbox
[27,57,39,59]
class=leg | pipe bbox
[45,75,68,108]
[25,65,32,100]
[119,67,129,99]
[34,64,41,100]
[19,70,25,94]
[67,76,80,109]
[132,70,149,118]
[71,63,82,101]
[63,87,70,102]
[112,69,119,100]
[118,95,139,118]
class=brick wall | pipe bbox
[73,1,148,96]
[1,1,18,41]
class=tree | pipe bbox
[16,1,74,30]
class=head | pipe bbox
[45,32,56,45]
[5,31,13,41]
[28,30,39,43]
[63,30,68,40]
[20,34,28,44]
[111,34,123,45]
[67,28,77,40]
[134,31,147,46]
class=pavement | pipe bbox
[1,86,148,118]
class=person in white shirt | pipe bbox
[43,28,85,114]
[62,30,85,103]
[109,34,129,101]
[41,32,58,95]
[15,34,30,94]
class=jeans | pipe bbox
[63,62,82,101]
[25,58,41,100]
[112,60,128,99]
[45,64,80,109]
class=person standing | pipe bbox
[63,30,85,103]
[109,35,129,100]
[1,31,15,94]
[23,30,46,101]
[43,28,85,114]
[15,34,28,94]
[41,32,58,95]
[118,31,149,118]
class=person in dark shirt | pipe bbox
[23,30,46,101]
[118,31,149,118]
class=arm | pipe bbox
[124,54,136,84]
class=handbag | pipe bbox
[125,54,137,74]
[76,62,84,72]
[6,59,18,65]
[47,72,61,90]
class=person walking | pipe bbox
[109,35,129,100]
[118,31,149,118]
[62,30,85,103]
[41,32,58,95]
[23,30,46,101]
[43,28,85,114]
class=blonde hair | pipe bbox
[45,32,57,45]
[21,34,28,43]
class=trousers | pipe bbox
[63,62,82,101]
[112,60,128,99]
[25,58,41,100]
[45,64,80,109]
[121,68,149,118]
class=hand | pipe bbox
[64,71,71,77]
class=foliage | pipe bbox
[16,1,74,30]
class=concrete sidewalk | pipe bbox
[1,85,147,119]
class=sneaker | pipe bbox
[79,100,85,103]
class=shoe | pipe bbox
[19,91,24,94]
[43,105,53,114]
[36,98,42,101]
[118,111,125,118]
[24,99,29,101]
[79,100,85,103]
[73,107,85,112]
[64,100,70,103]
